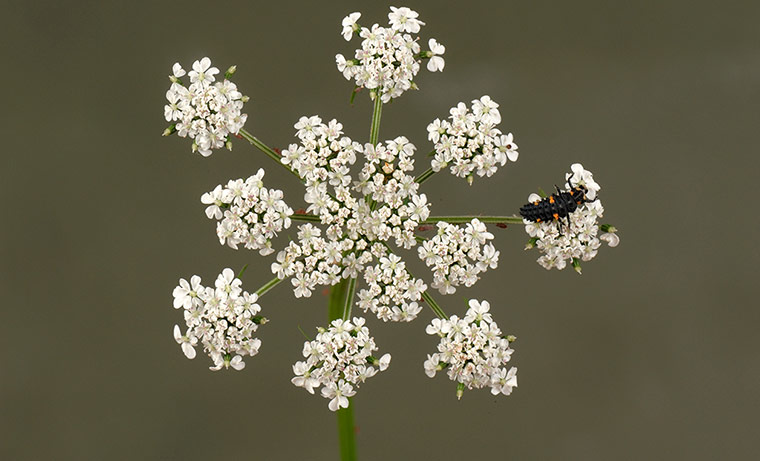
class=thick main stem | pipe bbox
[342,277,357,321]
[328,279,357,461]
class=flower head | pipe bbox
[523,164,618,271]
[172,269,265,370]
[418,219,499,295]
[200,169,293,255]
[336,7,444,102]
[272,117,431,321]
[424,299,517,398]
[292,317,391,410]
[428,96,519,181]
[163,57,247,156]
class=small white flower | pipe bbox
[427,38,446,72]
[229,355,246,371]
[490,366,518,396]
[566,163,600,199]
[388,6,425,33]
[341,12,361,41]
[189,57,220,86]
[173,324,197,359]
[172,62,186,78]
[172,275,202,309]
[378,353,392,371]
[600,231,620,247]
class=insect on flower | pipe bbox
[519,181,591,230]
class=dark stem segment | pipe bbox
[421,216,525,225]
[291,213,321,223]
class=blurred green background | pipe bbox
[2,0,758,459]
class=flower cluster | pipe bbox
[272,116,432,320]
[292,317,391,411]
[357,253,425,322]
[281,116,363,185]
[524,164,619,272]
[336,7,445,102]
[418,219,499,295]
[201,168,293,255]
[172,269,265,371]
[424,299,517,398]
[428,96,519,181]
[163,57,247,157]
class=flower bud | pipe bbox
[506,335,517,343]
[456,382,465,400]
[572,258,582,275]
[226,140,233,151]
[600,223,617,233]
[162,124,176,137]
[524,237,538,250]
[225,65,237,79]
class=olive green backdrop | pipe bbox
[2,0,758,459]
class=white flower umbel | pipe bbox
[424,299,517,399]
[418,219,499,295]
[201,168,293,255]
[163,57,248,157]
[523,163,619,272]
[428,96,519,182]
[272,117,429,320]
[172,268,266,370]
[335,7,444,102]
[291,317,391,411]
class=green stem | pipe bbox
[369,92,383,145]
[254,277,283,297]
[421,290,448,320]
[415,167,435,185]
[291,213,321,223]
[327,279,357,460]
[421,216,525,225]
[342,277,357,321]
[238,128,302,182]
[336,400,357,461]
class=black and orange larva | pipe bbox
[519,183,591,228]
